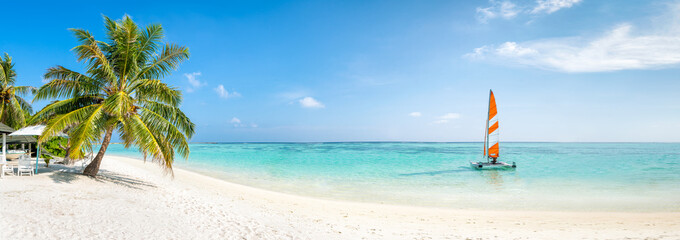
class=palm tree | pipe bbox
[33,15,195,177]
[0,53,37,129]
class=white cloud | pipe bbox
[495,42,538,57]
[278,90,309,101]
[476,1,519,22]
[476,0,580,23]
[465,46,491,59]
[409,112,422,117]
[498,1,519,18]
[465,21,680,72]
[531,0,582,14]
[299,97,325,109]
[230,117,258,128]
[184,72,206,92]
[215,85,241,99]
[434,113,461,124]
[440,113,461,120]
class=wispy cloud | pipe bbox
[465,21,680,72]
[277,90,309,101]
[215,84,241,99]
[531,0,582,14]
[184,72,206,92]
[476,0,581,23]
[299,97,325,109]
[409,112,422,117]
[433,113,461,124]
[230,117,257,128]
[495,42,538,57]
[476,1,519,22]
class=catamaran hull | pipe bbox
[470,161,516,170]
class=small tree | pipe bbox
[0,53,37,128]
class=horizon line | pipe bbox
[107,141,680,144]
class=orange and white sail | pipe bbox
[484,90,499,158]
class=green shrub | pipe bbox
[42,137,67,157]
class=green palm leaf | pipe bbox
[136,44,190,80]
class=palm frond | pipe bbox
[0,56,6,86]
[7,97,27,128]
[40,104,102,143]
[139,100,194,137]
[122,114,176,174]
[0,53,31,128]
[13,95,33,114]
[136,44,189,80]
[139,108,190,159]
[102,91,133,119]
[13,86,37,96]
[129,79,182,106]
[35,66,105,101]
[0,53,17,87]
[137,24,164,66]
[109,15,141,87]
[43,65,105,86]
[0,97,25,128]
[69,29,117,84]
[31,96,103,124]
[53,104,107,158]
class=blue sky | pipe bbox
[1,0,679,142]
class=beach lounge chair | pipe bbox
[1,161,14,176]
[17,156,34,176]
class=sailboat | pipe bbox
[470,90,516,170]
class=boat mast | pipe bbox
[484,89,491,162]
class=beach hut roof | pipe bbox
[6,135,37,144]
[9,125,67,137]
[0,122,15,134]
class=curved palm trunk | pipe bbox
[63,146,71,165]
[58,140,71,165]
[83,126,114,177]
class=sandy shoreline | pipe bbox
[1,156,679,239]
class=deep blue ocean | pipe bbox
[105,142,680,211]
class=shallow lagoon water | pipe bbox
[105,142,680,211]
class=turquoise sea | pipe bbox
[105,142,680,212]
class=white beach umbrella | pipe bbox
[9,125,68,174]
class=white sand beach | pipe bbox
[1,155,679,240]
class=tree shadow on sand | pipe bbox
[43,164,80,184]
[92,170,157,190]
[44,164,156,190]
